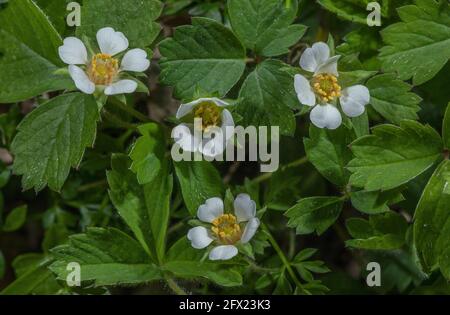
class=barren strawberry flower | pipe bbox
[58,27,150,95]
[294,42,370,129]
[172,97,234,157]
[187,194,260,261]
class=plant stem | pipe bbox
[108,97,151,123]
[166,277,187,295]
[262,223,310,295]
[252,156,308,184]
[102,110,139,130]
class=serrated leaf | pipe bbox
[50,227,162,287]
[237,60,297,136]
[285,196,344,235]
[318,0,389,24]
[34,0,72,34]
[174,160,224,216]
[228,0,306,56]
[77,0,162,48]
[2,205,27,232]
[159,17,246,99]
[350,188,405,214]
[0,0,73,102]
[366,74,422,125]
[379,0,450,85]
[348,120,443,191]
[304,125,354,187]
[293,248,318,262]
[11,93,99,192]
[413,159,450,279]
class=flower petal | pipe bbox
[340,85,370,117]
[58,37,88,65]
[96,27,129,56]
[68,65,95,94]
[315,55,340,76]
[120,48,150,72]
[104,80,137,95]
[221,109,235,141]
[294,74,316,106]
[200,128,226,157]
[234,193,256,222]
[172,123,200,152]
[187,226,213,249]
[209,245,238,261]
[241,218,260,244]
[299,42,330,73]
[310,104,342,130]
[176,98,229,119]
[198,197,224,223]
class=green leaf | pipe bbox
[77,0,162,48]
[174,160,224,216]
[350,189,405,214]
[413,159,450,278]
[317,0,388,24]
[237,60,297,136]
[0,0,74,102]
[346,212,408,250]
[348,120,443,191]
[34,0,72,34]
[379,0,450,85]
[50,227,162,287]
[366,74,422,125]
[285,196,344,235]
[1,256,62,295]
[11,93,99,192]
[304,125,354,186]
[228,0,306,56]
[159,17,246,99]
[129,123,166,185]
[2,205,27,232]
[443,102,450,149]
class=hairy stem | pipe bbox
[166,277,187,295]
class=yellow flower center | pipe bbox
[87,53,119,85]
[211,214,242,245]
[312,73,341,103]
[193,101,222,131]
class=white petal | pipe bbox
[120,48,150,72]
[234,193,256,222]
[200,127,226,157]
[104,80,137,95]
[315,55,340,76]
[176,98,229,119]
[68,65,95,94]
[340,85,370,117]
[58,37,88,65]
[209,245,238,261]
[300,42,330,73]
[198,197,224,223]
[210,97,230,107]
[221,109,235,141]
[96,27,129,56]
[172,123,200,152]
[294,74,316,106]
[187,226,213,249]
[241,218,260,244]
[310,104,342,130]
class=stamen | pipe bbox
[211,214,242,245]
[193,101,222,131]
[87,53,119,85]
[311,73,341,103]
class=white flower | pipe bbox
[187,194,260,261]
[172,97,235,157]
[58,27,150,95]
[294,42,370,130]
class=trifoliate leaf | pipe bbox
[159,17,246,99]
[348,120,443,191]
[304,125,354,187]
[413,159,450,279]
[0,0,73,102]
[11,93,99,192]
[237,60,297,136]
[379,0,450,85]
[77,0,162,47]
[50,227,162,287]
[228,0,306,57]
[174,160,224,216]
[366,74,422,124]
[346,212,408,250]
[285,196,344,235]
[2,205,27,232]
